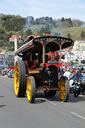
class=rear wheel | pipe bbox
[44,90,56,97]
[26,76,36,103]
[58,76,70,102]
[14,60,27,97]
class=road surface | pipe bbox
[0,76,85,128]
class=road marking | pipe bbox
[71,112,85,120]
[47,101,56,106]
[42,98,56,106]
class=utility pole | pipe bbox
[14,38,17,51]
[9,34,22,65]
[14,37,18,64]
[9,35,18,65]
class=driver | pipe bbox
[47,51,59,63]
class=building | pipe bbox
[0,52,14,69]
[72,40,85,63]
[0,52,8,68]
[64,52,75,63]
[73,40,85,51]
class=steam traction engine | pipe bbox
[14,36,74,103]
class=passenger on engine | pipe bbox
[47,51,59,64]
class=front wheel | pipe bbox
[74,88,81,97]
[58,76,70,102]
[26,76,36,103]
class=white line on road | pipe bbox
[47,101,56,106]
[71,112,85,120]
[41,98,56,106]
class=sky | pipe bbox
[0,0,85,21]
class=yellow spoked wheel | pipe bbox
[14,63,19,96]
[58,76,70,102]
[14,60,26,97]
[27,76,36,103]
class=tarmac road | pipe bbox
[0,76,85,128]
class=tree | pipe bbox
[61,17,65,22]
[80,31,85,38]
[2,15,25,31]
[38,27,50,36]
[81,59,85,64]
[67,33,71,39]
[0,28,6,40]
[74,59,78,64]
[24,29,32,36]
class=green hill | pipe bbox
[58,26,85,41]
[0,14,85,52]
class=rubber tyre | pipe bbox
[26,76,36,103]
[74,89,81,97]
[14,60,27,97]
[58,76,70,102]
[44,90,56,97]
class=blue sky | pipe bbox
[0,0,85,21]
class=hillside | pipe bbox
[0,14,85,52]
[53,26,85,41]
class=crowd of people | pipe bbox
[59,65,85,79]
[0,68,10,76]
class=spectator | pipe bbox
[81,66,84,71]
[75,69,81,79]
[72,68,75,73]
[59,67,64,76]
[1,69,4,76]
